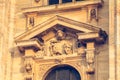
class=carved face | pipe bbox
[57,30,65,39]
[50,41,63,55]
[64,44,72,54]
[90,9,96,18]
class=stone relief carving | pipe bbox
[49,40,73,56]
[25,62,32,73]
[38,64,53,79]
[90,8,98,21]
[90,9,96,19]
[35,46,45,58]
[86,63,95,74]
[86,52,94,63]
[56,30,66,40]
[63,43,73,55]
[27,30,88,58]
[24,60,34,80]
[29,17,34,27]
[49,40,63,55]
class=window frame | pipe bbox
[48,0,83,5]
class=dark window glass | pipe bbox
[62,0,72,3]
[49,0,59,5]
[76,0,84,1]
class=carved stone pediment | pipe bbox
[15,16,101,41]
[15,16,108,57]
[33,28,78,57]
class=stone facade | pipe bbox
[0,0,120,80]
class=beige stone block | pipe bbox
[25,49,35,56]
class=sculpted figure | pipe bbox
[50,40,63,55]
[86,52,94,63]
[90,9,96,19]
[56,30,65,40]
[29,17,34,26]
[63,43,72,55]
[25,63,32,73]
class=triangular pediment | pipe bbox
[15,15,101,41]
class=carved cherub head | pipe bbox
[56,30,65,40]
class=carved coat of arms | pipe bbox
[49,40,73,56]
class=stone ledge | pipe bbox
[22,0,102,14]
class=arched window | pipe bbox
[45,65,81,80]
[49,0,59,5]
[62,0,72,3]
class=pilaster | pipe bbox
[24,49,35,80]
[86,42,95,80]
[109,0,116,80]
[116,0,120,80]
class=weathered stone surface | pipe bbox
[0,0,119,80]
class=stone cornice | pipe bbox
[15,15,100,41]
[21,0,102,14]
[15,38,42,52]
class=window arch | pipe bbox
[45,65,81,80]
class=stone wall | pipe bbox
[0,0,15,80]
[116,0,120,80]
[0,0,111,80]
[13,1,109,80]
